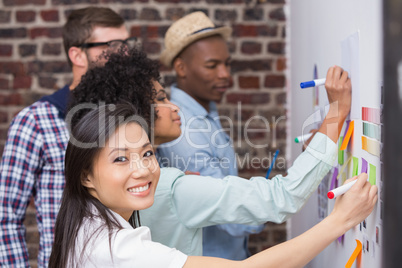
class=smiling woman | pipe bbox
[50,102,377,268]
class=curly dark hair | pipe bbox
[67,47,159,131]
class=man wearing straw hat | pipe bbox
[157,11,265,260]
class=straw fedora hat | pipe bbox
[160,11,232,67]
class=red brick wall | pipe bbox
[0,1,287,267]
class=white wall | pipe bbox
[287,0,383,267]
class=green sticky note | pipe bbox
[352,156,359,176]
[369,164,377,185]
[338,136,344,165]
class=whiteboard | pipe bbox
[287,0,383,267]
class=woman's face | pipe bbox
[84,122,160,221]
[153,81,182,146]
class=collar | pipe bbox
[39,84,71,119]
[170,84,218,118]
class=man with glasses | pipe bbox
[0,7,135,267]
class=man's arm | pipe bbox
[0,110,42,267]
[317,65,351,143]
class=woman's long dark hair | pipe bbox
[49,103,147,268]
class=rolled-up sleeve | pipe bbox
[171,132,337,228]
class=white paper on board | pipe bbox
[341,31,361,119]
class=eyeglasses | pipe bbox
[77,37,137,50]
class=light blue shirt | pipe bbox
[141,132,337,257]
[157,85,263,259]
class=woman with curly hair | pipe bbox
[50,102,376,267]
[60,47,377,262]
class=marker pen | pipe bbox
[266,149,279,179]
[327,179,358,199]
[294,132,313,143]
[300,78,326,89]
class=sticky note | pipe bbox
[369,164,377,185]
[340,120,354,150]
[361,158,368,173]
[352,156,359,177]
[337,234,344,244]
[338,136,344,165]
[345,239,362,268]
[329,167,339,190]
[363,122,381,141]
[342,120,350,140]
[362,136,381,157]
[362,107,381,124]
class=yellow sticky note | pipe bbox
[352,157,359,177]
[345,239,362,268]
[341,120,354,150]
[338,136,344,165]
[369,164,377,185]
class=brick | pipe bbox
[52,0,98,4]
[231,59,272,72]
[156,0,199,3]
[0,45,12,57]
[19,44,37,57]
[232,24,258,37]
[206,0,243,3]
[13,76,32,89]
[243,8,263,21]
[0,78,10,89]
[40,10,59,22]
[142,41,161,54]
[102,0,140,3]
[234,109,255,121]
[39,76,57,89]
[256,25,278,36]
[268,41,285,54]
[276,92,286,105]
[4,0,46,5]
[239,76,260,89]
[0,93,23,106]
[139,8,161,21]
[249,230,269,243]
[241,41,262,55]
[227,40,236,54]
[42,43,62,55]
[267,0,285,3]
[23,92,43,106]
[226,92,270,104]
[264,74,285,88]
[119,9,137,21]
[215,9,237,21]
[0,62,25,75]
[0,129,7,140]
[188,8,209,15]
[28,61,70,74]
[0,111,7,123]
[0,28,27,38]
[0,11,11,23]
[16,11,36,23]
[276,57,286,71]
[30,27,62,39]
[269,7,286,21]
[165,7,185,20]
[273,229,286,243]
[131,25,169,39]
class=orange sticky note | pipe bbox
[362,136,368,150]
[340,120,354,150]
[345,239,362,268]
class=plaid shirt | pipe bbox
[0,86,70,267]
